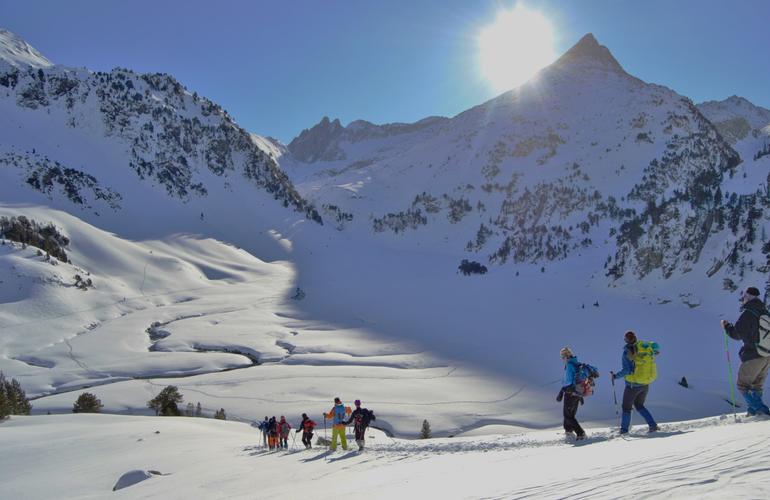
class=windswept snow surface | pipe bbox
[2,413,770,499]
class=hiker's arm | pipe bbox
[733,311,754,342]
[613,353,632,379]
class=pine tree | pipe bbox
[195,402,202,417]
[185,402,195,417]
[420,419,431,439]
[5,376,31,415]
[214,408,227,420]
[147,385,183,416]
[72,392,103,413]
[0,374,9,419]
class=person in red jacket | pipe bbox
[296,413,317,449]
[278,416,291,449]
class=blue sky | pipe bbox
[2,0,768,142]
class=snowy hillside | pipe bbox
[0,28,321,253]
[2,413,769,499]
[282,34,769,293]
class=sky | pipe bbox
[1,0,768,143]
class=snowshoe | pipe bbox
[564,431,576,441]
[575,433,586,441]
[648,425,659,433]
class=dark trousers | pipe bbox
[280,437,288,448]
[622,384,649,412]
[563,393,585,436]
[354,425,367,441]
[302,431,313,448]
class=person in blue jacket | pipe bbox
[557,346,586,440]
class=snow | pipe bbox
[0,28,53,70]
[1,413,769,499]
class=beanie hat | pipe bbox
[624,331,637,344]
[560,346,573,358]
[354,399,361,407]
[742,287,761,305]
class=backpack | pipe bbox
[355,409,375,427]
[748,309,770,357]
[625,341,659,385]
[573,362,600,397]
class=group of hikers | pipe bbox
[559,286,770,440]
[257,398,376,452]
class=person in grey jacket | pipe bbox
[721,286,770,416]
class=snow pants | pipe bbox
[280,437,288,448]
[330,424,348,450]
[262,431,267,447]
[268,435,278,449]
[737,356,770,393]
[354,425,367,449]
[563,393,585,436]
[621,383,656,432]
[302,431,313,448]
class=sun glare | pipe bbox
[478,5,556,92]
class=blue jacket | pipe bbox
[329,403,347,425]
[613,345,636,382]
[562,357,580,390]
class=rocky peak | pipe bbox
[287,116,346,163]
[550,33,626,74]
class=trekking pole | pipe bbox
[291,432,297,451]
[610,372,622,431]
[724,331,738,421]
[323,413,328,448]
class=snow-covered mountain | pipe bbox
[0,28,321,254]
[282,34,769,294]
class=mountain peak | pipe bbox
[0,28,53,70]
[551,33,625,74]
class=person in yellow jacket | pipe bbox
[611,331,660,435]
[325,397,351,451]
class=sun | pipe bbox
[478,5,556,92]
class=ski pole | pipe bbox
[610,372,622,430]
[291,431,297,451]
[323,413,328,448]
[724,331,738,421]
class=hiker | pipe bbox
[259,416,269,447]
[721,286,770,416]
[267,416,279,450]
[346,399,376,451]
[296,413,317,449]
[278,416,291,449]
[557,347,586,441]
[325,397,350,451]
[611,331,660,434]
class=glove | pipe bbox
[556,390,564,402]
[580,397,584,406]
[610,371,616,380]
[295,429,301,433]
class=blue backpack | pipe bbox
[574,362,600,397]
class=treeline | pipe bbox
[0,215,70,262]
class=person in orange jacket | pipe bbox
[325,397,350,451]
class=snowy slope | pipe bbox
[2,413,769,499]
[0,28,52,70]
